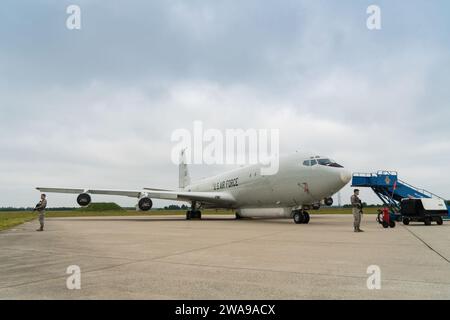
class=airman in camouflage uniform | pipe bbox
[351,189,364,232]
[34,194,47,232]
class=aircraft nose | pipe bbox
[340,169,352,184]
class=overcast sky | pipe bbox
[1,0,449,208]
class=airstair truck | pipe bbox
[352,171,450,224]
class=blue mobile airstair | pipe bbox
[352,171,450,220]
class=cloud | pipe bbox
[0,0,449,208]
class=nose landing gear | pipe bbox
[186,210,202,220]
[186,201,202,220]
[293,210,310,224]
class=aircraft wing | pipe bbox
[36,187,141,198]
[36,187,86,194]
[36,187,236,206]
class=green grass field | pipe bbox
[0,204,380,232]
[0,211,37,231]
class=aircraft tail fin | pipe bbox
[179,149,191,189]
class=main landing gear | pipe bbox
[186,201,202,220]
[186,210,201,220]
[293,210,310,224]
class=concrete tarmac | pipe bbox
[1,214,449,299]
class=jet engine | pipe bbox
[324,197,333,206]
[312,203,321,210]
[77,193,91,207]
[138,197,153,211]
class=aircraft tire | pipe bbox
[293,211,304,224]
[303,212,310,224]
[189,210,201,219]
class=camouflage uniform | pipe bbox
[351,194,362,232]
[36,199,47,230]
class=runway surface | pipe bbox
[1,214,449,299]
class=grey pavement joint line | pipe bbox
[402,225,450,264]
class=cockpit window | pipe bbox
[304,158,342,167]
[318,159,332,166]
[317,158,343,168]
[303,159,318,166]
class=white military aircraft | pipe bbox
[36,152,351,224]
